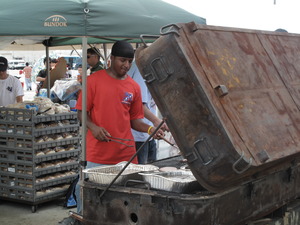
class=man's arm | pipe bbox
[77,110,111,142]
[36,69,46,82]
[131,118,165,139]
[143,104,169,132]
[16,96,23,103]
[128,63,169,132]
[36,76,46,82]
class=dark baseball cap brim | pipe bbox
[0,57,8,71]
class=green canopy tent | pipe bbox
[0,0,205,195]
[0,0,205,82]
[0,0,205,46]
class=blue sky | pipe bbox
[164,0,300,34]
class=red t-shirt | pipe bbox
[76,70,143,164]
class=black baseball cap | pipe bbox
[111,41,134,58]
[0,56,8,71]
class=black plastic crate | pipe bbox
[0,148,80,165]
[0,159,79,176]
[0,186,34,201]
[34,161,79,177]
[0,174,34,188]
[0,183,70,204]
[35,174,78,189]
[0,108,35,122]
[0,144,80,163]
[0,162,33,175]
[0,123,79,137]
[0,108,78,123]
[0,107,80,210]
[0,172,77,191]
[34,148,81,163]
[0,136,80,150]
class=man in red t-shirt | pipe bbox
[65,41,165,220]
[76,41,164,165]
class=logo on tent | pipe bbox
[44,15,67,27]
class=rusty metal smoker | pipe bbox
[80,22,300,225]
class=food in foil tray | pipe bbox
[83,161,159,185]
[139,170,203,193]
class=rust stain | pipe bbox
[221,67,228,75]
[211,48,240,87]
[206,50,216,56]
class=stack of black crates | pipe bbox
[0,108,80,212]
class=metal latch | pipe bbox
[144,56,174,83]
[193,137,217,165]
[232,151,252,174]
[214,85,228,97]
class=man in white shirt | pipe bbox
[127,61,168,164]
[0,56,24,106]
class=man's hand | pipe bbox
[153,120,169,132]
[148,126,165,140]
[90,125,111,142]
[78,110,111,142]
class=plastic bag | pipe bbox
[51,80,81,101]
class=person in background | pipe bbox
[23,62,32,91]
[58,41,165,225]
[106,59,111,68]
[275,28,288,32]
[128,61,169,164]
[36,57,51,95]
[87,47,104,74]
[50,58,58,69]
[0,56,24,106]
[65,63,72,78]
[76,64,83,84]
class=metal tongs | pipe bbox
[160,136,179,149]
[107,136,134,147]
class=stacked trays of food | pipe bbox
[0,98,81,212]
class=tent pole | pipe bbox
[103,43,107,68]
[79,36,88,215]
[71,45,82,57]
[81,36,87,164]
[46,46,50,97]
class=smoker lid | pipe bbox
[136,22,300,192]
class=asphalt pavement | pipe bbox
[0,198,70,225]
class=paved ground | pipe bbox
[0,198,70,225]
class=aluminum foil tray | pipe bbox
[139,170,202,193]
[83,162,159,185]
